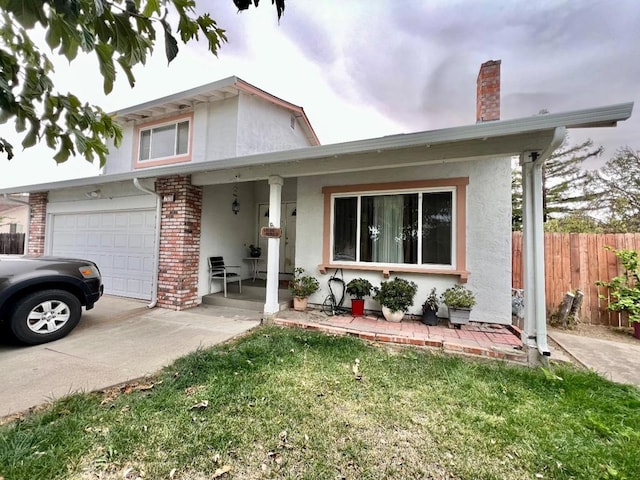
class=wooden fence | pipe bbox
[512,232,640,326]
[0,233,25,255]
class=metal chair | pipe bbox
[208,256,242,297]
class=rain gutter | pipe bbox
[521,127,565,357]
[133,178,161,309]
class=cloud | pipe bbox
[1,0,638,187]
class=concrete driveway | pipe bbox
[0,296,262,418]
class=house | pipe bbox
[0,201,28,234]
[0,63,633,359]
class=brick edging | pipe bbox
[274,318,527,364]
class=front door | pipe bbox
[257,202,296,274]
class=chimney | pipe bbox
[476,59,501,122]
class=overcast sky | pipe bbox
[1,0,638,188]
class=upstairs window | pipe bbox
[134,114,193,168]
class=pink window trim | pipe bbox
[133,112,194,169]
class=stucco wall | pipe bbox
[197,98,239,162]
[236,93,313,156]
[199,182,257,297]
[295,156,513,324]
[103,93,309,175]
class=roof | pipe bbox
[114,76,320,146]
[0,101,632,195]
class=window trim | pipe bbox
[320,178,469,281]
[133,112,194,169]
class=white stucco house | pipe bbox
[0,62,633,358]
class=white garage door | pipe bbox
[50,210,156,300]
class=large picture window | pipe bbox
[332,189,453,267]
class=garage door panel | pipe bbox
[114,213,129,228]
[114,234,128,248]
[143,234,155,249]
[51,209,155,300]
[88,214,101,228]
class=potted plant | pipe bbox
[346,278,373,316]
[289,267,320,311]
[248,244,262,258]
[373,277,418,322]
[421,287,439,326]
[441,284,476,328]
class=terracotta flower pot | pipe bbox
[293,296,308,311]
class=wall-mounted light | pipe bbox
[232,182,240,215]
[85,189,102,199]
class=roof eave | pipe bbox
[0,101,632,195]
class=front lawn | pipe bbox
[1,326,639,479]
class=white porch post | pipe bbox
[264,175,284,315]
[521,153,550,363]
[520,127,564,364]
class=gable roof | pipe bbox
[0,102,632,194]
[114,76,320,146]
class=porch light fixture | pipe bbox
[232,183,240,215]
[85,189,102,199]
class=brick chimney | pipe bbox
[476,60,501,122]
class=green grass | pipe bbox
[1,325,639,479]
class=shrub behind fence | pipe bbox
[0,233,25,255]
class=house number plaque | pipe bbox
[260,227,282,238]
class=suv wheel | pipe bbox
[10,290,82,345]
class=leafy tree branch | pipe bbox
[0,0,283,165]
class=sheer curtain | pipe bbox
[368,195,404,263]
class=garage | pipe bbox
[49,210,156,300]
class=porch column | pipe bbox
[155,175,202,311]
[264,175,283,315]
[27,191,48,256]
[521,153,551,364]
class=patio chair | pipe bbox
[208,256,242,297]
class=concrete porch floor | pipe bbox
[274,309,528,364]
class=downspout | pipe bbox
[3,193,30,255]
[521,126,565,358]
[133,178,162,309]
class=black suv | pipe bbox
[0,256,103,345]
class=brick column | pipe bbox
[155,175,202,310]
[27,191,48,256]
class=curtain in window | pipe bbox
[361,194,416,264]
